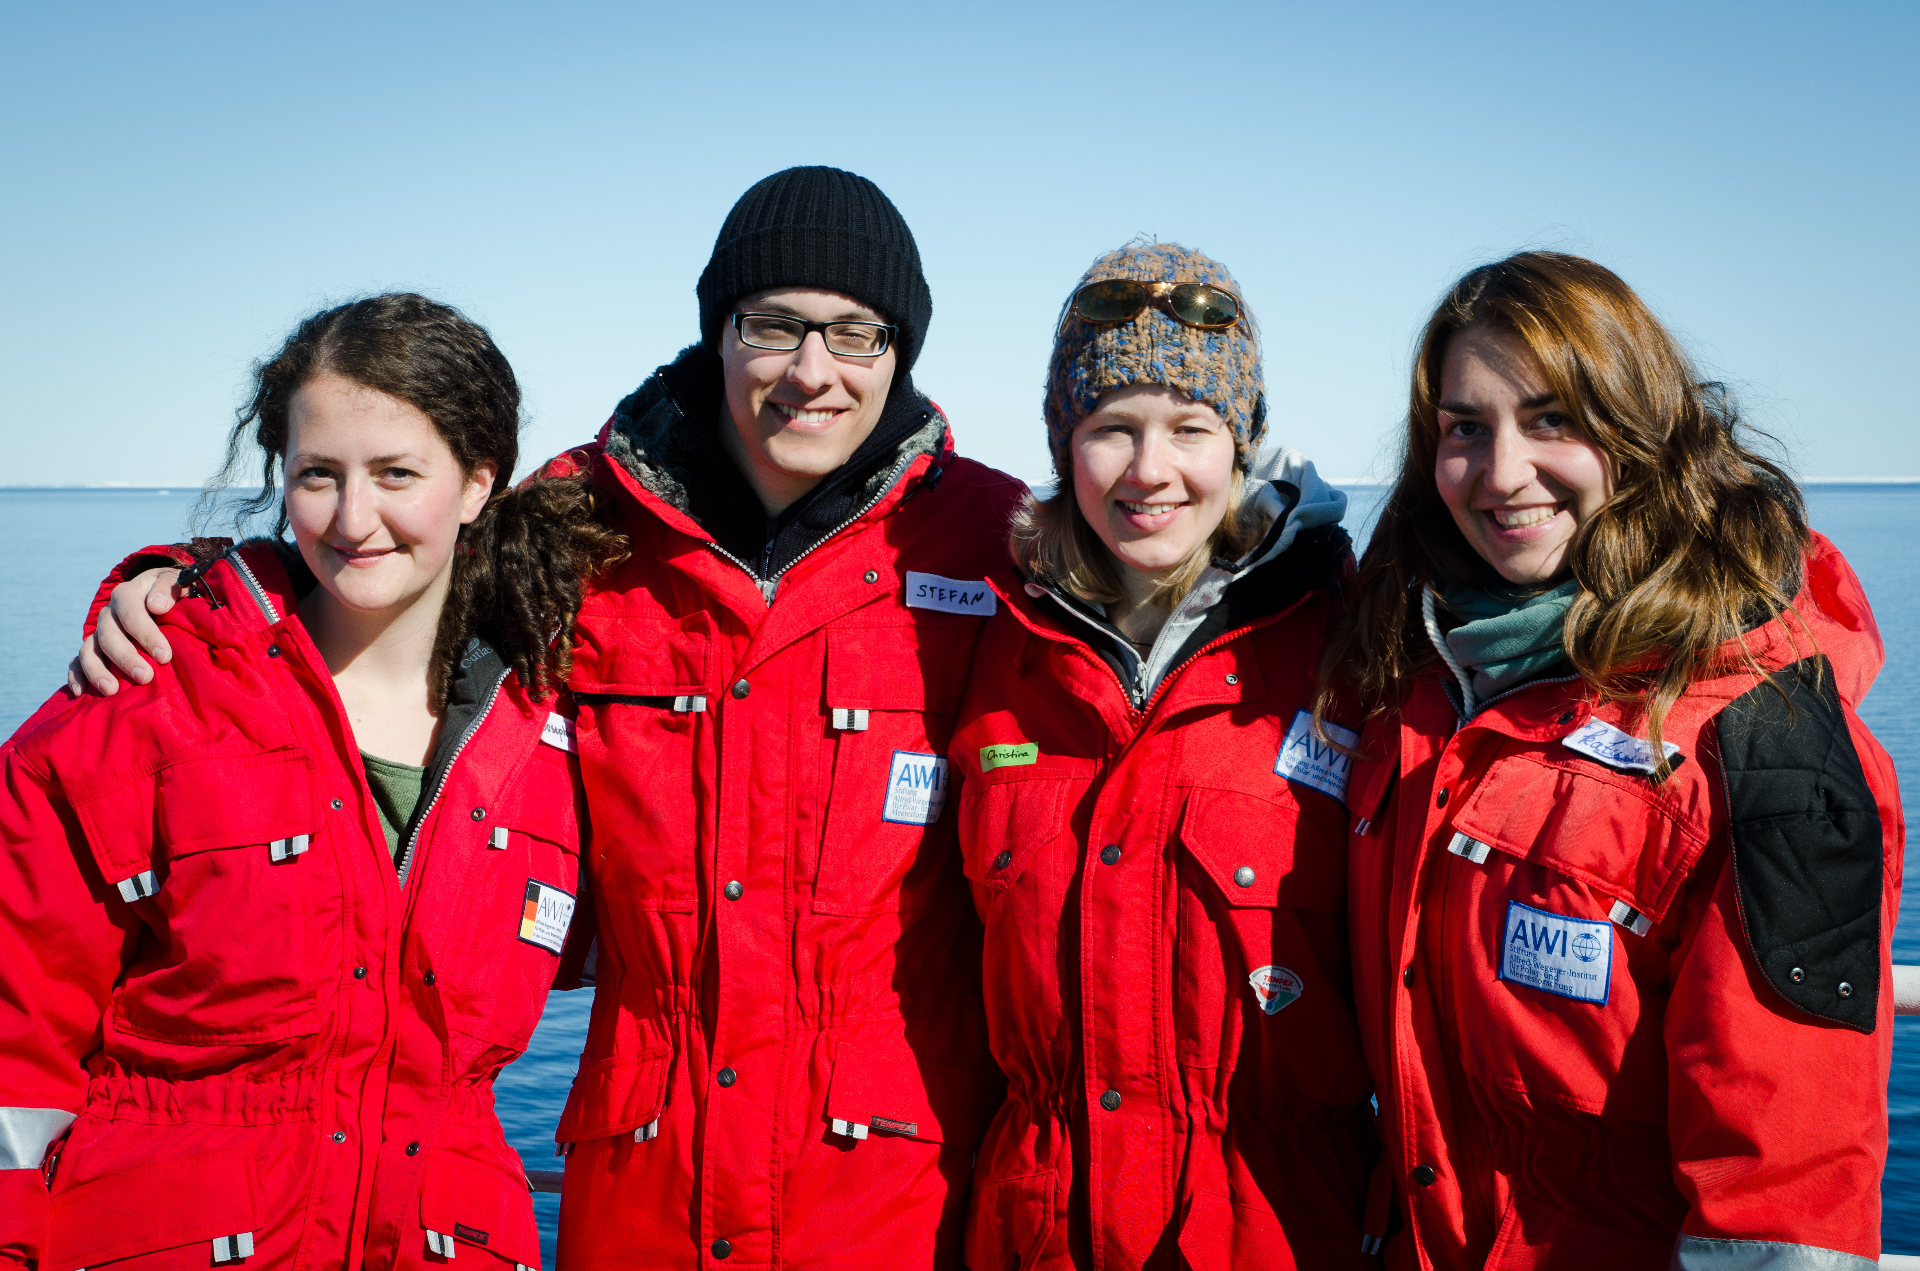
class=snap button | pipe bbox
[1791,967,1806,983]
[267,644,281,658]
[732,679,751,699]
[422,970,436,987]
[1558,710,1575,724]
[1435,789,1450,808]
[1233,866,1256,888]
[724,880,744,901]
[1413,1164,1437,1186]
[1224,673,1239,686]
[716,1067,738,1088]
[331,798,343,810]
[863,570,879,584]
[1838,981,1854,997]
[993,850,1012,870]
[353,966,367,980]
[332,1130,346,1143]
[712,1239,732,1260]
[1403,966,1416,987]
[1100,845,1121,865]
[470,806,486,821]
[1100,1089,1121,1111]
[406,1141,420,1156]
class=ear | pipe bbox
[460,461,498,525]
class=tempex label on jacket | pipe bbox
[1275,710,1358,801]
[518,879,577,955]
[1499,900,1612,1004]
[904,571,996,616]
[884,750,950,825]
[1249,965,1303,1015]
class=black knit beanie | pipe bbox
[696,166,933,377]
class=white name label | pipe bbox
[1561,717,1678,775]
[904,572,996,616]
[541,712,577,753]
[1274,710,1358,802]
[883,750,950,825]
[1499,900,1612,1005]
[517,878,577,956]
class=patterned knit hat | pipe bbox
[1044,240,1265,479]
[697,166,933,376]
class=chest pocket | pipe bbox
[570,610,712,914]
[75,747,325,1044]
[440,746,585,1052]
[813,622,977,917]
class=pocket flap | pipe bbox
[420,1151,541,1268]
[827,625,974,714]
[1450,753,1709,924]
[72,748,315,885]
[1179,787,1342,911]
[958,777,1078,892]
[47,1146,260,1270]
[825,1037,995,1149]
[500,750,583,851]
[555,1047,672,1143]
[571,612,713,696]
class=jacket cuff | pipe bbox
[1672,1236,1878,1270]
[82,541,227,638]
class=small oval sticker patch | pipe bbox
[1249,965,1303,1015]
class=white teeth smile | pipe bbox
[1491,506,1558,529]
[773,403,839,424]
[1119,501,1183,516]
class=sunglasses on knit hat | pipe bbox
[1069,279,1242,331]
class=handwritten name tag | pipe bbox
[904,572,996,616]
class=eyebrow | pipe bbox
[1437,393,1562,414]
[751,300,881,323]
[289,452,422,467]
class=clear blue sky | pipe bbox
[2,1,1914,488]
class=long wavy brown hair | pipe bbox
[208,294,627,707]
[1317,252,1808,772]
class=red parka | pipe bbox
[0,544,585,1271]
[948,462,1380,1271]
[1347,532,1904,1270]
[540,369,1024,1269]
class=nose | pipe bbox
[1127,428,1173,489]
[1482,424,1539,499]
[334,472,381,541]
[784,332,838,395]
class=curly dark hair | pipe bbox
[206,293,626,706]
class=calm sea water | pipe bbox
[1,485,1913,1257]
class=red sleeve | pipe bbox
[0,743,133,1267]
[80,542,215,639]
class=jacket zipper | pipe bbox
[395,667,510,887]
[226,548,282,624]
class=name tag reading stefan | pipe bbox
[1499,900,1612,1005]
[518,878,577,956]
[904,572,996,616]
[1274,710,1359,802]
[883,750,950,825]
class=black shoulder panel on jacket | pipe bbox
[1717,654,1882,1032]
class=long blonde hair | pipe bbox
[1318,252,1807,769]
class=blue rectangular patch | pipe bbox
[1498,900,1613,1005]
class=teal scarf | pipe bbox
[1433,578,1578,708]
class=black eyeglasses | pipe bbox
[731,312,897,358]
[1069,279,1242,331]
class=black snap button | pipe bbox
[1224,673,1239,686]
[716,1067,737,1088]
[1413,1164,1437,1186]
[1790,967,1806,983]
[1233,866,1255,888]
[1403,966,1416,987]
[353,966,367,979]
[724,880,744,901]
[422,970,436,987]
[863,570,879,584]
[993,850,1012,870]
[712,1239,732,1260]
[267,644,281,658]
[1436,789,1450,808]
[331,798,343,810]
[332,1130,346,1143]
[1100,1089,1121,1111]
[406,1141,420,1156]
[731,679,750,699]
[470,806,486,821]
[1558,711,1575,724]
[1838,981,1854,997]
[1100,845,1121,865]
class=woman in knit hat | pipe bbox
[949,240,1383,1269]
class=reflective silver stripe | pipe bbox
[1671,1236,1878,1270]
[489,827,510,850]
[829,1118,869,1140]
[115,870,158,903]
[426,1228,458,1257]
[633,1119,658,1142]
[1360,1235,1383,1255]
[1446,832,1492,864]
[1610,898,1654,936]
[830,708,870,732]
[268,835,309,863]
[0,1106,76,1169]
[672,695,707,713]
[211,1232,254,1262]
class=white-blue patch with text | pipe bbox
[904,572,996,616]
[883,750,950,825]
[1499,900,1613,1005]
[1275,710,1358,802]
[1561,717,1680,775]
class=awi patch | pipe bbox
[1274,710,1359,802]
[904,571,996,616]
[517,878,577,956]
[883,750,950,825]
[1560,717,1680,775]
[1499,900,1612,1005]
[1249,965,1304,1015]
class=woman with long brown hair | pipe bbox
[1326,252,1902,1269]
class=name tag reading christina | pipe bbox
[1499,900,1613,1005]
[884,750,950,825]
[904,572,996,616]
[518,879,577,956]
